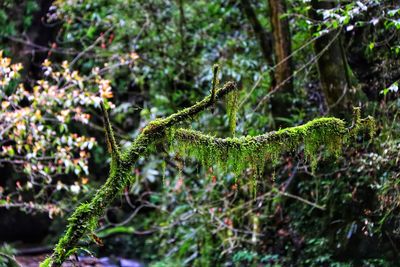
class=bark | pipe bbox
[310,0,365,116]
[268,0,294,127]
[239,0,274,66]
[268,0,293,93]
[10,0,58,81]
[240,0,294,126]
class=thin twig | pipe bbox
[100,101,120,158]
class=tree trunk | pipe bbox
[239,0,294,126]
[9,0,58,81]
[310,0,364,116]
[268,0,294,126]
[268,0,293,93]
[239,0,274,66]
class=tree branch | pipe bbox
[211,64,219,104]
[41,79,374,267]
[100,101,120,159]
[41,81,237,267]
[169,114,375,174]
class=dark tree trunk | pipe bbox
[240,0,294,127]
[177,0,187,56]
[239,0,274,66]
[268,0,294,127]
[310,0,365,116]
[8,0,58,82]
[268,0,293,93]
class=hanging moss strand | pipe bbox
[225,90,239,136]
[169,114,375,175]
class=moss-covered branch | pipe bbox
[170,118,344,174]
[41,76,374,267]
[169,113,375,174]
[100,101,120,159]
[40,81,237,267]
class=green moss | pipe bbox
[50,203,96,264]
[211,64,219,104]
[364,116,376,138]
[347,107,376,141]
[100,101,121,160]
[169,117,348,175]
[42,81,238,267]
[43,77,374,267]
[225,90,239,136]
[161,160,167,187]
[39,258,52,267]
[169,113,374,178]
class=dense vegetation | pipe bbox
[1,0,400,266]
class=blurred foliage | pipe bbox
[0,50,139,215]
[0,0,39,37]
[1,0,400,266]
[0,243,18,267]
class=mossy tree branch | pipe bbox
[41,81,237,267]
[169,113,375,175]
[211,64,219,104]
[41,77,374,267]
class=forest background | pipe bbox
[1,0,400,266]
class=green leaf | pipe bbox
[7,148,15,157]
[86,26,96,38]
[96,226,135,238]
[381,88,389,96]
[368,42,374,50]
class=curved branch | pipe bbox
[41,81,237,267]
[41,80,374,267]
